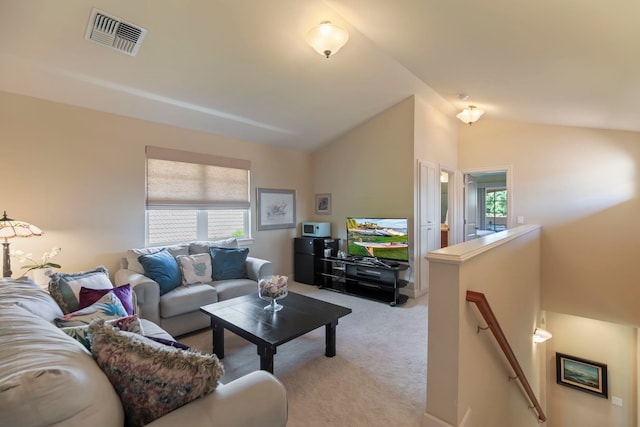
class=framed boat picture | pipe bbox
[556,352,608,398]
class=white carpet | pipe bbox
[180,282,429,427]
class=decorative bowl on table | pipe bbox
[258,275,288,312]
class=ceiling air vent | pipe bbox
[85,8,147,56]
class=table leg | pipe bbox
[257,345,276,373]
[212,319,225,359]
[325,321,338,357]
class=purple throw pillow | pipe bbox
[79,283,134,315]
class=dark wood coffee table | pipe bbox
[200,292,352,373]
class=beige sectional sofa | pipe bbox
[0,277,287,427]
[115,239,274,337]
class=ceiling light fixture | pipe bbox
[456,105,485,125]
[306,21,349,59]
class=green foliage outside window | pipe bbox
[486,190,507,217]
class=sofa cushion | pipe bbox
[0,304,124,427]
[139,318,175,341]
[188,238,239,254]
[138,249,182,295]
[0,277,63,323]
[89,319,224,427]
[79,283,134,315]
[177,253,213,285]
[54,291,129,328]
[48,266,113,314]
[126,244,189,274]
[214,278,260,301]
[159,283,217,318]
[61,314,144,350]
[209,246,249,280]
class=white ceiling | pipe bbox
[1,1,638,152]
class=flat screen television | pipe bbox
[346,217,409,262]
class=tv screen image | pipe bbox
[346,217,409,262]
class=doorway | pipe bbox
[463,170,510,241]
[439,169,454,248]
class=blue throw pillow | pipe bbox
[209,247,249,281]
[138,249,182,295]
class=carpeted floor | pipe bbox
[179,282,429,427]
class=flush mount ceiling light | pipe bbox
[456,105,485,125]
[306,21,349,59]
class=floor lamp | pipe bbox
[0,211,43,278]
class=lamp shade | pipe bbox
[306,21,349,58]
[456,105,485,125]
[1,211,43,278]
[0,211,42,239]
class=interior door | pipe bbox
[418,160,438,292]
[464,174,478,241]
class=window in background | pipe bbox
[485,189,507,231]
[145,146,250,245]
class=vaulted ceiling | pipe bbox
[1,1,637,152]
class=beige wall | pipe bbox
[458,119,640,426]
[414,96,458,169]
[426,226,543,427]
[546,312,637,427]
[310,96,415,249]
[458,119,640,326]
[0,90,311,279]
[311,96,457,294]
[413,96,458,293]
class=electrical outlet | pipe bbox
[612,396,623,407]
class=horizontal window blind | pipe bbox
[146,146,250,209]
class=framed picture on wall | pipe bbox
[556,352,608,398]
[315,193,331,215]
[256,188,296,230]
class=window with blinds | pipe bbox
[145,146,251,245]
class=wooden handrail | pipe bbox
[466,290,546,423]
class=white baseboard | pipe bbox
[423,408,471,427]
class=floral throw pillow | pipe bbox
[61,315,144,350]
[79,283,134,315]
[54,291,128,328]
[89,319,224,427]
[176,253,213,285]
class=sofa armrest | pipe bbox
[245,257,275,281]
[114,269,161,325]
[147,371,287,427]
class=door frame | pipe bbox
[460,165,514,238]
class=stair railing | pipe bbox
[466,290,547,423]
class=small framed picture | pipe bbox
[315,193,331,215]
[256,188,296,230]
[556,352,608,398]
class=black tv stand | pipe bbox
[320,257,409,306]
